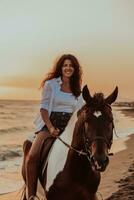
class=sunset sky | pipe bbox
[0,0,134,101]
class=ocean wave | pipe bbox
[0,126,29,134]
[0,145,22,161]
[0,112,6,114]
[0,111,16,115]
[0,105,5,108]
[0,111,18,120]
[0,116,15,120]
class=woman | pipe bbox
[26,54,83,200]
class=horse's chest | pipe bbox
[70,186,91,200]
[47,185,91,200]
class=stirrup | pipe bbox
[28,195,40,200]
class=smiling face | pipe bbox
[61,59,75,78]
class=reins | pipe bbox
[55,134,88,157]
[55,120,115,159]
[51,104,116,162]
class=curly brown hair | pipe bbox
[41,54,82,97]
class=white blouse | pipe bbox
[34,77,84,132]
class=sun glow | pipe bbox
[0,1,134,100]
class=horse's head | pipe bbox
[80,85,118,172]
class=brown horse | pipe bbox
[21,85,118,200]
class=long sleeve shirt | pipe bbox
[34,77,84,132]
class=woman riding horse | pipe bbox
[22,54,83,200]
[22,84,118,200]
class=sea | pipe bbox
[0,100,134,194]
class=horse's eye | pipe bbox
[103,115,113,124]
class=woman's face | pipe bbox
[61,59,75,78]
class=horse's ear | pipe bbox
[82,85,92,102]
[105,86,118,105]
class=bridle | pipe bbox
[56,112,115,162]
[83,126,113,152]
[82,121,114,162]
[82,107,115,155]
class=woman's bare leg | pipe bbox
[26,131,50,199]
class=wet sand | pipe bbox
[99,134,134,199]
[106,161,134,200]
[99,106,134,199]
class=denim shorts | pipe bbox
[39,111,72,134]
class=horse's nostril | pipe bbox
[100,156,109,167]
[90,155,109,171]
[104,156,109,164]
[97,156,109,167]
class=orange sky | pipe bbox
[0,1,134,101]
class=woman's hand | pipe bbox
[40,109,60,137]
[49,126,60,137]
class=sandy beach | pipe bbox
[100,134,134,199]
[0,107,134,200]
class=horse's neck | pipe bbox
[64,117,93,179]
[64,150,95,186]
[71,116,85,148]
